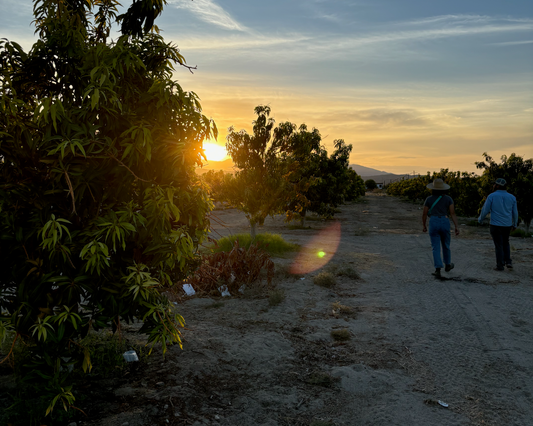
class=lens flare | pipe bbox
[290,222,341,274]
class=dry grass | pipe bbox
[331,328,351,341]
[325,263,360,280]
[313,272,337,288]
[189,240,275,296]
[268,289,286,306]
[331,301,355,318]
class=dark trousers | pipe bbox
[490,225,512,269]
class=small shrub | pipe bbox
[189,241,275,296]
[268,289,286,306]
[325,264,360,280]
[510,228,532,238]
[313,272,337,288]
[214,233,299,256]
[331,328,351,341]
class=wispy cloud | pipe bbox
[492,40,533,46]
[326,19,533,52]
[168,0,248,32]
[402,14,494,26]
[177,14,533,61]
[321,108,431,128]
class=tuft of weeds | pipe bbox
[331,328,351,341]
[313,272,337,288]
[268,289,286,306]
[331,301,354,316]
[324,263,360,280]
[213,233,299,256]
[307,372,340,388]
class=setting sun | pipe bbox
[203,141,228,162]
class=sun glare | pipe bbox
[203,142,228,162]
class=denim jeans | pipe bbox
[490,225,512,269]
[429,216,451,269]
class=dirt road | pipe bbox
[83,194,533,425]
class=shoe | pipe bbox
[445,263,454,272]
[506,263,513,269]
[493,267,504,271]
[432,268,442,278]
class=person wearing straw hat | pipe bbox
[478,178,518,271]
[422,178,460,278]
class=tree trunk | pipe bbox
[250,221,257,239]
[300,210,307,228]
[526,219,531,235]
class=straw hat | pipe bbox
[426,178,450,190]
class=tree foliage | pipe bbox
[0,0,216,419]
[386,170,482,217]
[476,153,533,232]
[304,139,357,218]
[223,106,364,231]
[386,153,533,227]
[225,106,285,237]
[365,179,377,190]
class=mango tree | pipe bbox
[225,105,285,238]
[476,153,533,233]
[0,0,216,419]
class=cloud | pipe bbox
[491,40,533,46]
[322,108,431,129]
[401,14,495,26]
[168,0,248,32]
[176,14,533,63]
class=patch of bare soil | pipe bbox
[5,194,533,426]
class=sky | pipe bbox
[2,0,532,174]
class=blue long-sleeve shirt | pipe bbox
[478,190,518,227]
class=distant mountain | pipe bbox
[198,160,411,185]
[349,164,390,176]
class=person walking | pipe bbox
[422,179,460,278]
[478,178,518,271]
